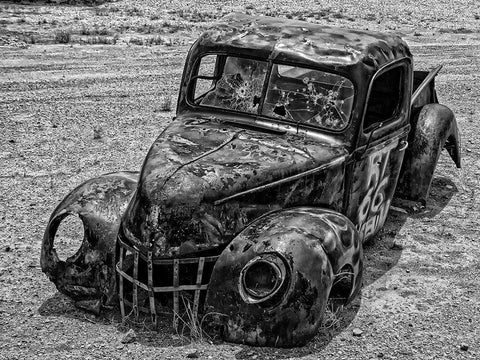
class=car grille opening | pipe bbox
[116,237,221,329]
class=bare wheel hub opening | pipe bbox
[329,265,354,310]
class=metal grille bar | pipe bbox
[193,257,205,316]
[173,258,179,329]
[118,244,125,319]
[133,251,139,317]
[147,251,157,326]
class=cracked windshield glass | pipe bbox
[194,55,354,130]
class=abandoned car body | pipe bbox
[41,14,461,347]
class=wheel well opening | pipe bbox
[328,264,354,311]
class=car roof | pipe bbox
[195,13,411,72]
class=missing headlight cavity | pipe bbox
[239,253,289,305]
[54,214,85,262]
[243,260,280,298]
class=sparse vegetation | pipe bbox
[156,95,173,112]
[80,25,112,36]
[83,34,119,44]
[174,295,210,343]
[54,29,71,43]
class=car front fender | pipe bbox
[204,207,362,347]
[396,103,461,204]
[40,171,138,313]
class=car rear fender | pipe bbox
[204,207,362,347]
[40,171,138,313]
[396,103,461,204]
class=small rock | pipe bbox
[389,205,408,214]
[93,127,103,140]
[352,328,363,337]
[121,329,136,344]
[460,344,469,351]
[406,269,410,273]
[377,352,384,358]
[186,350,199,358]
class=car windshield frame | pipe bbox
[189,54,356,132]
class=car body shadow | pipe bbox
[38,293,193,348]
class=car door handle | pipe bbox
[398,140,408,152]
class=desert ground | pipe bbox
[0,0,479,359]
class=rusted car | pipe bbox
[41,14,461,347]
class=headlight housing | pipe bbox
[238,253,288,305]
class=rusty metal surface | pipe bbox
[40,172,138,313]
[120,117,347,257]
[197,13,411,71]
[204,207,362,347]
[396,104,461,203]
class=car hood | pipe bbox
[121,117,348,256]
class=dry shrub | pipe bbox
[129,36,170,46]
[44,0,112,5]
[83,35,119,45]
[54,29,71,43]
[81,25,112,36]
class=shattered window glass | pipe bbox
[262,65,354,130]
[198,57,268,114]
[192,56,355,131]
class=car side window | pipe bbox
[364,66,404,131]
[193,55,218,102]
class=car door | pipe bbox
[346,61,411,241]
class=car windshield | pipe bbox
[193,55,354,131]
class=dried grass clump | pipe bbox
[157,96,173,112]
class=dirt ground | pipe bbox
[0,1,479,359]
